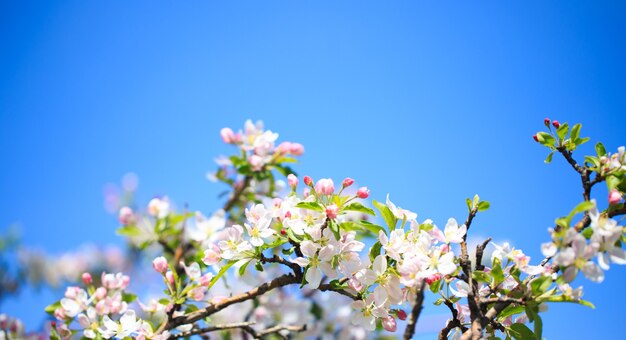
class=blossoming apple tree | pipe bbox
[39,119,626,340]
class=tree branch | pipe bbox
[403,280,426,340]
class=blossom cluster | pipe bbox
[41,120,626,340]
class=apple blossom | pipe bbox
[152,256,168,274]
[314,178,335,195]
[356,186,370,199]
[287,173,298,188]
[98,310,141,339]
[608,189,622,205]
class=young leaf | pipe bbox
[508,323,536,340]
[570,123,581,142]
[209,260,237,289]
[596,142,607,157]
[544,151,554,164]
[295,201,324,212]
[556,122,569,140]
[477,201,490,212]
[342,202,375,216]
[372,200,397,230]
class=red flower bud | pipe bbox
[280,229,287,235]
[396,309,408,321]
[81,272,93,285]
[552,120,560,128]
[342,177,355,188]
[533,134,539,142]
[303,176,313,186]
[544,118,550,126]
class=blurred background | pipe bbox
[1,1,625,338]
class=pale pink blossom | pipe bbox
[152,256,168,274]
[315,178,335,195]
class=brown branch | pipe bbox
[318,281,359,300]
[224,175,252,213]
[403,281,426,340]
[169,322,256,339]
[163,273,301,331]
[438,299,467,340]
[259,254,302,276]
[169,321,306,340]
[474,238,492,271]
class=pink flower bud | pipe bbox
[81,272,92,285]
[152,256,169,274]
[249,155,264,171]
[314,178,335,195]
[382,315,397,332]
[276,141,292,154]
[166,271,175,285]
[396,309,407,321]
[348,277,363,291]
[552,120,560,128]
[325,204,339,219]
[199,273,213,287]
[303,188,311,198]
[95,287,107,300]
[202,244,221,266]
[356,187,370,199]
[303,176,313,186]
[290,143,305,156]
[425,273,442,285]
[118,206,134,225]
[287,174,298,188]
[600,156,609,164]
[342,177,355,188]
[54,308,66,320]
[609,189,622,205]
[220,127,236,144]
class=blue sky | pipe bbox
[1,1,625,338]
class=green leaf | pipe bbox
[477,201,490,212]
[491,257,504,286]
[328,219,340,240]
[359,220,386,236]
[567,201,595,221]
[238,260,251,277]
[295,201,324,212]
[116,225,142,237]
[544,151,554,164]
[473,270,491,283]
[542,295,595,309]
[536,132,555,147]
[369,241,382,262]
[466,198,473,212]
[310,302,324,320]
[122,292,137,303]
[373,200,396,230]
[209,260,237,289]
[582,227,594,239]
[342,202,375,216]
[576,136,590,146]
[498,305,525,320]
[596,142,607,157]
[45,301,61,315]
[530,276,552,296]
[570,123,581,142]
[508,323,536,340]
[254,261,264,272]
[274,164,297,177]
[556,122,569,140]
